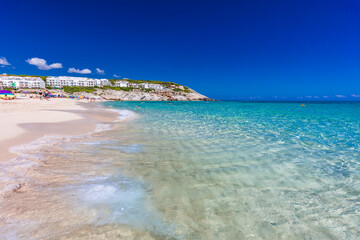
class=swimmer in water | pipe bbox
[137,106,140,109]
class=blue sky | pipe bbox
[1,0,360,100]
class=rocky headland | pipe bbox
[68,87,212,101]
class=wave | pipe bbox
[102,107,139,122]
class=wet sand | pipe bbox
[0,99,151,239]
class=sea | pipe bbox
[2,101,360,239]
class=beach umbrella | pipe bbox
[0,90,15,99]
[0,94,14,98]
[0,90,13,94]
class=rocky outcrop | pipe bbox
[59,88,213,101]
[100,88,211,101]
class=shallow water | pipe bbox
[2,101,360,239]
[103,101,360,239]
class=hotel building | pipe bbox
[140,82,169,90]
[94,78,111,87]
[46,76,112,88]
[0,75,45,89]
[115,81,129,87]
[46,76,95,87]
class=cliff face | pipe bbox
[66,88,213,101]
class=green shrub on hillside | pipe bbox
[108,79,117,85]
[7,74,47,82]
[63,86,96,94]
[110,78,181,87]
[4,74,193,93]
[102,86,134,91]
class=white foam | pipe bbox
[82,184,118,203]
[2,119,115,200]
[104,108,139,122]
[93,123,111,133]
[70,176,175,235]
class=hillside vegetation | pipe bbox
[6,74,47,82]
[4,74,192,93]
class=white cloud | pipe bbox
[0,57,10,66]
[351,94,360,98]
[323,96,329,98]
[26,57,62,70]
[96,68,105,74]
[336,95,346,98]
[313,96,320,99]
[305,96,312,98]
[113,74,120,78]
[68,68,91,74]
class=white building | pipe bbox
[115,81,129,87]
[0,76,45,89]
[129,82,140,88]
[139,83,150,89]
[139,83,168,90]
[47,76,95,87]
[94,78,111,87]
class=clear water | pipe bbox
[99,101,360,239]
[3,101,360,239]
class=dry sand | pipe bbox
[0,98,117,160]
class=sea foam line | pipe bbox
[102,107,139,122]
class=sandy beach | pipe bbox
[0,97,120,203]
[0,98,142,239]
[0,98,117,161]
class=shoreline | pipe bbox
[0,99,148,238]
[0,99,121,200]
[0,99,117,161]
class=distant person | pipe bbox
[137,105,141,109]
[44,90,50,100]
[3,94,13,100]
[39,90,43,100]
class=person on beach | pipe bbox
[39,90,43,100]
[44,90,51,100]
[2,94,14,100]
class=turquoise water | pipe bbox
[93,101,359,239]
[11,101,357,239]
